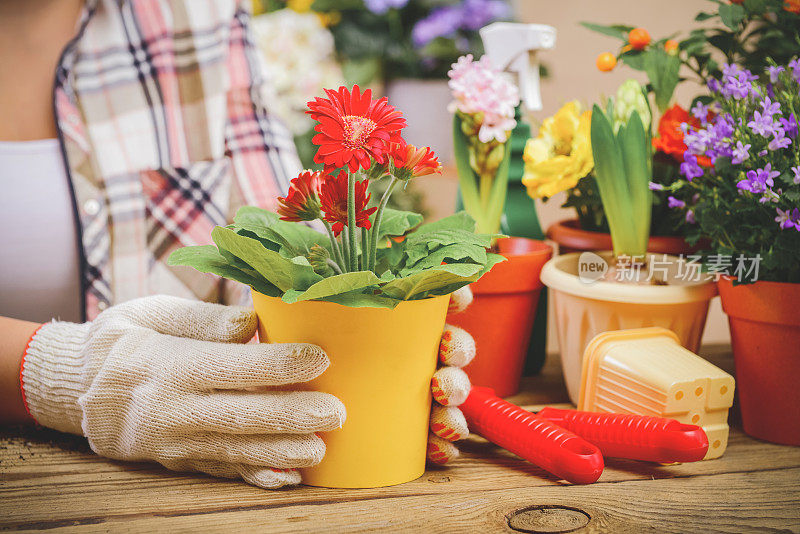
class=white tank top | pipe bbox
[0,139,82,323]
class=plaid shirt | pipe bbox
[56,0,301,320]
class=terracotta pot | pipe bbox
[547,219,696,256]
[448,237,553,397]
[718,277,800,446]
[252,291,449,488]
[541,252,717,404]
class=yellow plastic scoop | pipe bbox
[578,327,735,460]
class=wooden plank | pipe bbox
[2,426,799,529]
[9,467,800,533]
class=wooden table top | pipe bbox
[2,346,799,533]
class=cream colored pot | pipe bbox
[541,252,717,404]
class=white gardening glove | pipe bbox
[20,295,345,489]
[426,286,475,465]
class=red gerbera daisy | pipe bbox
[307,85,406,173]
[277,170,324,221]
[391,142,442,180]
[319,170,377,235]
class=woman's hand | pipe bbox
[20,295,345,489]
[426,286,476,465]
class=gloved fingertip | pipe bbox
[427,435,459,465]
[241,465,302,489]
[438,325,476,368]
[431,367,471,407]
[430,406,469,441]
[447,286,473,315]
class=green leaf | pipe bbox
[211,227,322,292]
[453,115,485,232]
[412,211,476,235]
[281,271,382,303]
[580,22,634,40]
[643,48,681,111]
[375,208,424,240]
[618,111,652,255]
[404,242,488,271]
[719,3,746,30]
[317,290,400,309]
[380,263,483,300]
[167,245,280,297]
[591,105,638,257]
[694,11,716,21]
[483,140,512,236]
[231,206,330,258]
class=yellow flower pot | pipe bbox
[251,291,449,488]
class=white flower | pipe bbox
[251,10,344,136]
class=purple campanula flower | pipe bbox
[768,128,792,151]
[686,210,696,224]
[761,96,781,117]
[779,113,798,139]
[792,166,800,185]
[412,6,463,47]
[667,196,685,209]
[760,188,780,204]
[738,163,780,194]
[758,149,768,157]
[732,141,751,164]
[748,109,778,137]
[680,152,704,181]
[691,101,709,121]
[789,58,800,82]
[649,182,664,191]
[707,78,721,93]
[460,0,510,31]
[364,0,409,14]
[767,65,785,84]
[775,207,800,230]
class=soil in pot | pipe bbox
[718,277,800,446]
[447,237,553,397]
[252,291,450,488]
[547,219,698,256]
[542,252,717,404]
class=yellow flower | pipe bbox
[522,101,594,199]
[287,0,314,12]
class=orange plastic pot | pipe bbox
[547,219,696,256]
[718,277,800,446]
[447,237,553,397]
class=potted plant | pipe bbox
[539,81,717,404]
[169,85,503,487]
[667,60,800,445]
[522,92,697,256]
[444,54,553,397]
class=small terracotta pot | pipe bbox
[447,237,553,397]
[718,277,800,446]
[547,219,696,256]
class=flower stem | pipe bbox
[369,175,399,271]
[360,226,368,271]
[347,172,357,271]
[323,220,346,273]
[327,258,343,275]
[340,225,351,273]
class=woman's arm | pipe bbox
[0,317,40,424]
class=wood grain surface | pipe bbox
[2,346,799,533]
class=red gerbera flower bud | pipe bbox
[277,170,324,222]
[307,85,406,173]
[391,142,442,180]
[319,171,378,236]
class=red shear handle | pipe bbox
[460,387,604,484]
[537,407,709,463]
